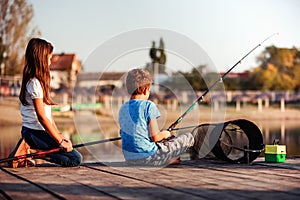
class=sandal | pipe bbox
[8,138,36,168]
[12,158,35,168]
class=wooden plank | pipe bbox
[254,157,300,170]
[4,165,205,200]
[83,164,256,199]
[193,167,300,198]
[1,158,299,200]
[61,165,206,200]
[3,166,117,200]
[87,160,300,200]
[0,167,56,200]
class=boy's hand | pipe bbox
[161,130,171,140]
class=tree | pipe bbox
[165,65,211,91]
[249,46,300,91]
[0,0,40,75]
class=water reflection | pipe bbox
[1,119,299,163]
[0,126,22,161]
[257,120,300,156]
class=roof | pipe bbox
[77,72,126,81]
[50,53,78,71]
[220,71,249,79]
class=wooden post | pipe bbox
[182,91,188,104]
[62,93,68,105]
[257,98,262,112]
[214,100,219,111]
[172,99,177,111]
[280,98,285,112]
[227,91,232,102]
[264,98,269,108]
[236,100,241,112]
[104,95,110,109]
[281,120,285,143]
[166,99,171,110]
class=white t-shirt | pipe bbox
[20,78,52,130]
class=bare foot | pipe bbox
[168,156,181,165]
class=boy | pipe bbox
[118,68,194,166]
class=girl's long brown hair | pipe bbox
[19,38,55,105]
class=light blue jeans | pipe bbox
[21,126,82,167]
[126,132,194,166]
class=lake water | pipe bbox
[1,118,299,163]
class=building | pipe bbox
[74,71,126,105]
[50,53,81,89]
[76,72,125,90]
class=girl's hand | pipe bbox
[59,139,73,152]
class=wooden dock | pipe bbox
[0,157,300,200]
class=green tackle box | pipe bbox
[264,145,286,163]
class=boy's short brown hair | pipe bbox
[126,69,153,95]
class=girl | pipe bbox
[17,38,82,167]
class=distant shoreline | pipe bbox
[1,96,300,128]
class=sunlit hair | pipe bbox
[19,38,55,105]
[126,68,152,96]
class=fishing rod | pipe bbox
[0,137,121,164]
[72,137,121,148]
[167,33,278,131]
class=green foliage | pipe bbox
[184,67,207,91]
[249,46,300,91]
[223,78,243,90]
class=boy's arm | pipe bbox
[149,118,171,142]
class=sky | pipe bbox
[29,0,300,73]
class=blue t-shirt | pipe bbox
[118,99,160,160]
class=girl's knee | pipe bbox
[52,150,83,167]
[68,150,83,167]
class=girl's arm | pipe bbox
[33,98,73,152]
[51,117,60,134]
[149,118,171,142]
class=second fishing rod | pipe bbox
[167,33,278,131]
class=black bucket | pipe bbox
[192,119,264,164]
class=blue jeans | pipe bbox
[21,126,82,167]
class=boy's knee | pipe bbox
[177,132,194,147]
